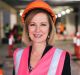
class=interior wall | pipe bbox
[0,1,17,39]
[65,13,75,36]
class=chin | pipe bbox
[32,39,46,43]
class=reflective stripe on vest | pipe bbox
[48,48,65,75]
[15,48,23,75]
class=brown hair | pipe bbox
[22,9,56,46]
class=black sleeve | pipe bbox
[62,52,71,75]
[13,67,15,75]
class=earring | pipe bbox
[48,35,50,39]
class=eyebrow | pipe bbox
[41,22,48,23]
[30,21,48,24]
[29,22,35,24]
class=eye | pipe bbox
[41,24,47,26]
[29,23,35,26]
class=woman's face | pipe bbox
[28,12,49,43]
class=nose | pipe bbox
[35,26,40,32]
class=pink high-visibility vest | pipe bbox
[13,46,66,75]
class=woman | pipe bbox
[13,0,71,75]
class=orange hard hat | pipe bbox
[21,0,56,24]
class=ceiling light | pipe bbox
[58,13,61,17]
[66,9,70,14]
[61,11,66,15]
[70,8,74,12]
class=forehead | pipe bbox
[31,12,48,22]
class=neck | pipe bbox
[32,42,46,52]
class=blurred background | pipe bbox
[0,0,80,75]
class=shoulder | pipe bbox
[13,46,30,57]
[13,48,24,60]
[54,46,71,54]
[62,52,71,75]
[51,47,66,53]
[64,52,71,62]
[13,48,23,56]
[64,49,71,59]
[51,47,71,58]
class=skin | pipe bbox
[28,12,50,68]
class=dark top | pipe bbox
[13,46,71,75]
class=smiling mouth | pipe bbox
[34,34,42,38]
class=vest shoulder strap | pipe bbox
[13,48,24,75]
[48,48,66,75]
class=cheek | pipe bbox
[28,27,35,35]
[28,29,32,38]
[28,30,33,37]
[42,27,49,35]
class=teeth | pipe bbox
[34,34,42,38]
